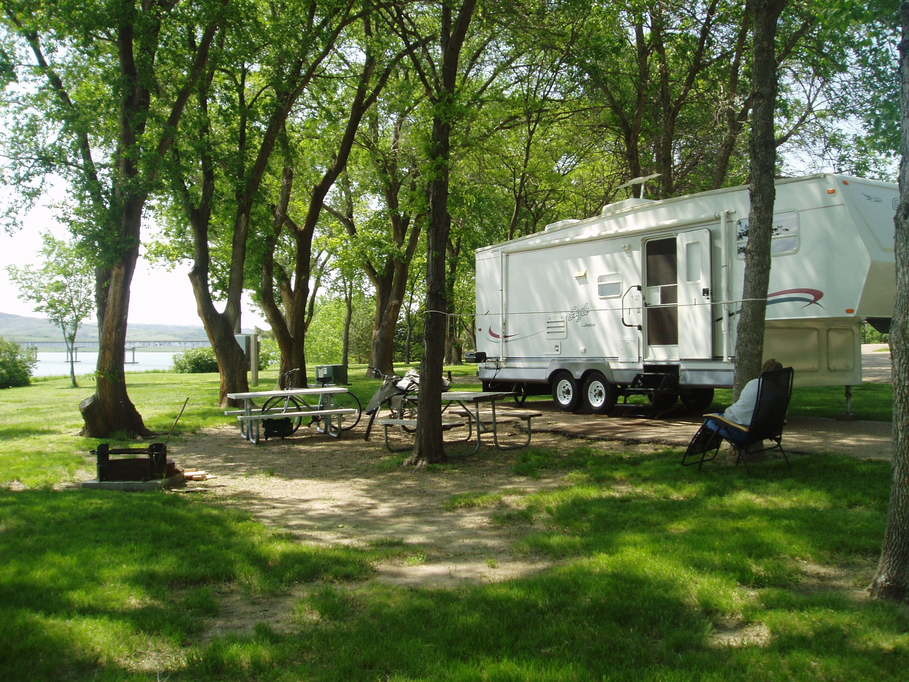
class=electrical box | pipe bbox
[316,364,348,385]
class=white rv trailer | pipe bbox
[473,174,896,413]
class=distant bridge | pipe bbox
[20,339,211,351]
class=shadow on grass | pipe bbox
[184,548,909,680]
[0,489,377,680]
[181,448,907,680]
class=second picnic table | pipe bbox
[442,391,539,452]
[226,386,360,444]
[374,390,541,453]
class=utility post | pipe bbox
[250,332,259,387]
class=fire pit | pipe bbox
[83,443,183,490]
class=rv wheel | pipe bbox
[680,387,714,413]
[583,372,618,415]
[551,371,581,412]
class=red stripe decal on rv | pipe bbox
[488,328,517,340]
[767,288,824,307]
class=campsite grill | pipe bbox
[92,443,168,482]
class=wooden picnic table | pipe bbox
[226,386,359,444]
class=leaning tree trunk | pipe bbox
[189,265,249,406]
[372,292,403,374]
[732,0,787,397]
[63,326,78,389]
[869,1,909,602]
[80,246,151,437]
[207,317,250,401]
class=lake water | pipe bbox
[33,351,184,377]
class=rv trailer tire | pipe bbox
[583,372,618,415]
[679,387,714,413]
[551,371,581,412]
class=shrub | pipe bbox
[0,337,36,388]
[173,342,274,373]
[257,337,279,369]
[173,346,219,373]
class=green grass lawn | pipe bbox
[1,368,904,679]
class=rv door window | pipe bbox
[736,212,800,257]
[646,237,677,285]
[684,241,702,282]
[597,275,622,298]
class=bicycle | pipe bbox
[362,368,421,441]
[259,367,363,439]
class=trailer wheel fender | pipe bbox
[550,371,581,412]
[582,371,618,415]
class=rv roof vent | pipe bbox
[600,197,654,216]
[544,219,581,232]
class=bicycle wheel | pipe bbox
[261,395,307,435]
[324,391,363,432]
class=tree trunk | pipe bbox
[712,14,750,189]
[63,325,77,389]
[411,0,477,466]
[404,302,414,364]
[732,0,787,397]
[189,264,250,405]
[81,246,150,437]
[869,1,909,602]
[370,277,404,374]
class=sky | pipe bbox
[0,200,268,330]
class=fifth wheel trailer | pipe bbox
[473,174,896,413]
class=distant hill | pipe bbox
[0,312,210,345]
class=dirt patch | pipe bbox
[171,425,580,589]
[795,559,872,601]
[708,620,772,649]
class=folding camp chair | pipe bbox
[681,367,794,470]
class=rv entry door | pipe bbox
[643,236,679,356]
[676,228,712,359]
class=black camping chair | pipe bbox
[681,367,794,470]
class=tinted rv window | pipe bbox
[597,275,622,298]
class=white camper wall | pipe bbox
[500,237,643,363]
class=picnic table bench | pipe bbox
[374,416,467,452]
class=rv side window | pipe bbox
[597,275,622,298]
[736,211,800,258]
